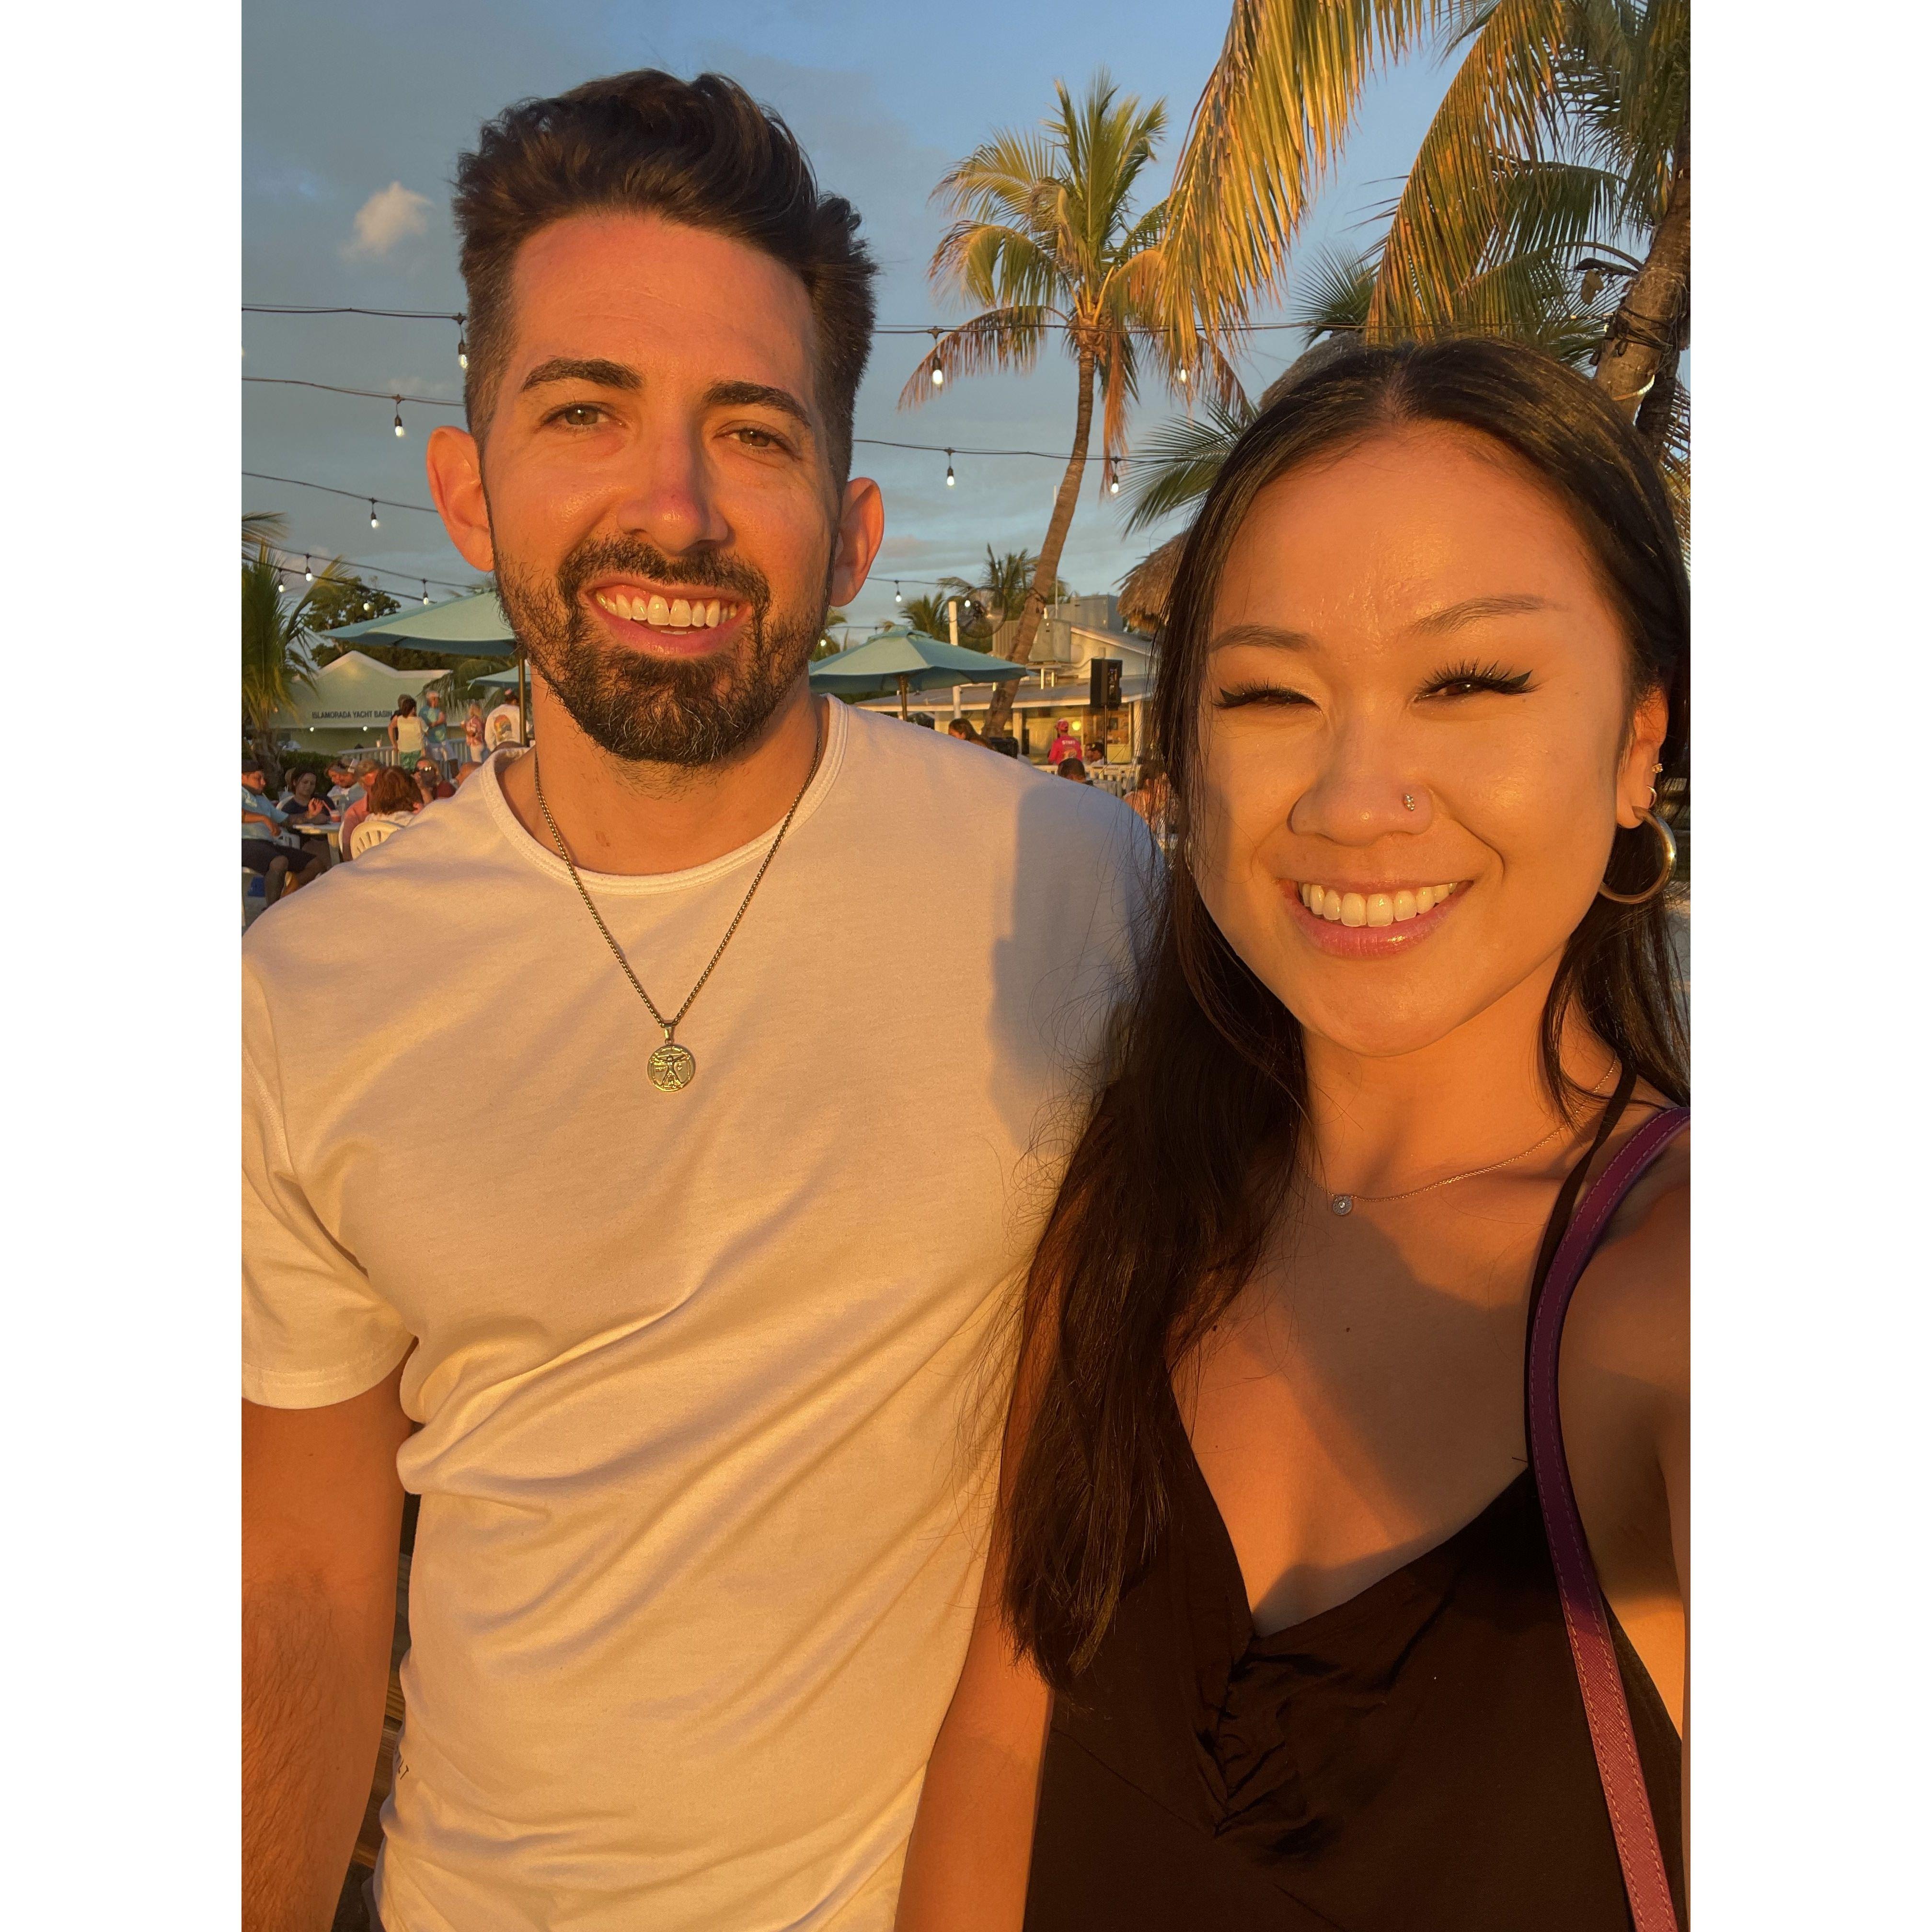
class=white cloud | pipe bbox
[343,181,434,261]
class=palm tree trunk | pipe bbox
[984,347,1097,741]
[1596,105,1690,437]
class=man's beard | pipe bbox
[495,534,829,767]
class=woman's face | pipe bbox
[291,771,317,801]
[1192,426,1666,1062]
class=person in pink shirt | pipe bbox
[1045,719,1083,766]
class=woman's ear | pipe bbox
[1618,687,1670,828]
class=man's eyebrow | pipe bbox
[702,379,813,432]
[1409,593,1552,634]
[1207,623,1315,655]
[518,357,643,394]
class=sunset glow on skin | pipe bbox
[1193,426,1668,1063]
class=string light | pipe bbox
[368,499,380,529]
[392,398,405,438]
[930,328,944,387]
[456,315,468,371]
[1177,367,1189,384]
[894,582,903,605]
[303,557,313,583]
[944,449,955,487]
[421,580,430,605]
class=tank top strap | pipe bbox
[1522,1080,1690,1932]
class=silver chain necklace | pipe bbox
[529,709,822,1093]
[1326,1121,1566,1217]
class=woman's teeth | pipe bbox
[1297,881,1462,926]
[593,590,734,630]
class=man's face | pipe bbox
[243,770,264,793]
[427,212,882,767]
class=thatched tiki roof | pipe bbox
[1118,532,1185,634]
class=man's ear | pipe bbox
[426,426,495,572]
[828,476,885,608]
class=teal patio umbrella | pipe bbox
[331,589,526,722]
[809,625,1025,718]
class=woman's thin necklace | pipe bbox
[1326,1121,1567,1217]
[530,707,822,1094]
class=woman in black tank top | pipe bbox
[896,340,1690,1932]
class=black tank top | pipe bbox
[1024,1129,1686,1932]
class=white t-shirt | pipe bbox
[484,701,522,748]
[243,702,1150,1932]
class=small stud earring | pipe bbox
[1403,793,1417,812]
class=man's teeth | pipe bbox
[593,590,732,629]
[1297,881,1461,926]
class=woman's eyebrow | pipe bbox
[1206,622,1315,655]
[1409,593,1552,634]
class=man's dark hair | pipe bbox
[453,70,878,482]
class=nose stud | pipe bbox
[1403,793,1417,812]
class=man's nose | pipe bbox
[608,429,732,554]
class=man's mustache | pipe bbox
[555,539,770,615]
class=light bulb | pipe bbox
[393,401,405,438]
[1178,366,1189,384]
[944,451,955,487]
[932,366,944,387]
[421,582,430,605]
[304,559,313,583]
[364,600,374,614]
[894,583,903,604]
[1109,476,1120,494]
[457,318,469,371]
[369,501,380,529]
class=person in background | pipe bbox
[345,764,423,859]
[463,700,487,764]
[421,682,449,755]
[391,694,428,768]
[485,689,525,750]
[325,759,360,808]
[277,768,339,871]
[1124,750,1173,855]
[1055,757,1089,784]
[947,717,982,745]
[334,759,384,855]
[243,759,323,903]
[414,755,456,805]
[1046,719,1084,766]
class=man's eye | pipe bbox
[731,426,787,452]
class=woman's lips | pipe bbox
[1281,878,1470,957]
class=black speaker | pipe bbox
[1088,658,1122,711]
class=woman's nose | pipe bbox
[1288,730,1430,843]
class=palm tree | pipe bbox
[242,540,346,754]
[1158,0,1689,447]
[904,72,1193,737]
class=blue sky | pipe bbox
[243,0,1460,632]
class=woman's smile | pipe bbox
[1282,876,1470,955]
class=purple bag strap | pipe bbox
[1526,1103,1689,1932]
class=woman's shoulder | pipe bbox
[1563,1112,1689,1414]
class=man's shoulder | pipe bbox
[843,706,1138,846]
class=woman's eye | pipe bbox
[1422,663,1534,701]
[1213,683,1313,710]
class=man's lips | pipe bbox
[582,580,752,656]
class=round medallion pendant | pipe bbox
[647,1041,696,1092]
[1329,1194,1355,1217]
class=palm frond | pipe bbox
[1159,0,1445,346]
[897,306,1058,410]
[1118,393,1257,533]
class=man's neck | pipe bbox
[497,677,824,876]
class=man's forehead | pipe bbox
[507,212,817,397]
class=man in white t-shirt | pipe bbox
[242,69,1148,1932]
[483,693,523,749]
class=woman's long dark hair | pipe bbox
[1001,337,1690,1690]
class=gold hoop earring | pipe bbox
[1597,808,1676,904]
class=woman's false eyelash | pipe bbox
[1211,681,1313,709]
[1422,660,1535,698]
